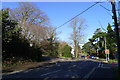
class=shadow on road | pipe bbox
[2,60,118,80]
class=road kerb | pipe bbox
[82,67,96,80]
[3,70,24,75]
[2,59,65,75]
[2,60,58,75]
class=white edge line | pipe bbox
[40,70,61,77]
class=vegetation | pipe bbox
[2,8,42,66]
[58,41,72,58]
[1,3,50,67]
[82,23,117,59]
[69,17,86,59]
[2,2,73,67]
[99,58,117,62]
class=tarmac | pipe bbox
[2,57,118,75]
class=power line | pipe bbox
[99,4,112,16]
[54,2,100,31]
[98,21,107,32]
[99,4,111,11]
[106,11,113,16]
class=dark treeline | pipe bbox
[2,8,42,63]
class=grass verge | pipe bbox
[99,58,118,62]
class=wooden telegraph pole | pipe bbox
[111,0,120,72]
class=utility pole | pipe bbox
[99,21,109,61]
[111,0,120,72]
[104,35,110,61]
[104,36,108,62]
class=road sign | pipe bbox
[97,49,99,53]
[105,49,110,54]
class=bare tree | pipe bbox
[9,2,50,44]
[70,17,86,59]
[28,24,49,47]
[10,2,49,25]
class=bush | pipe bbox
[63,45,72,58]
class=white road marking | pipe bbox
[101,64,111,68]
[101,64,103,68]
[68,65,76,69]
[40,70,61,77]
[45,65,53,68]
[82,68,96,80]
[68,61,84,69]
[98,62,101,68]
[24,69,33,73]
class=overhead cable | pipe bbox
[54,2,100,30]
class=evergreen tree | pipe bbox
[63,45,72,58]
[2,8,42,62]
[2,8,19,59]
[106,23,116,59]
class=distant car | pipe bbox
[94,57,99,59]
[90,56,94,59]
[86,56,89,59]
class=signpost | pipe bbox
[105,49,110,61]
[105,49,110,54]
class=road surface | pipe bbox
[2,59,117,80]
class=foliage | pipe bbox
[2,2,74,67]
[2,8,42,64]
[106,23,116,59]
[82,23,117,59]
[2,8,19,59]
[62,45,72,58]
[8,2,59,58]
[58,41,68,57]
[57,41,72,58]
[82,42,92,55]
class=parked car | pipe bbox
[90,56,94,59]
[94,57,99,59]
[89,56,99,59]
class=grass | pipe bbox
[2,58,33,68]
[99,58,118,62]
[2,61,24,68]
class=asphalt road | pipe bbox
[2,59,117,80]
